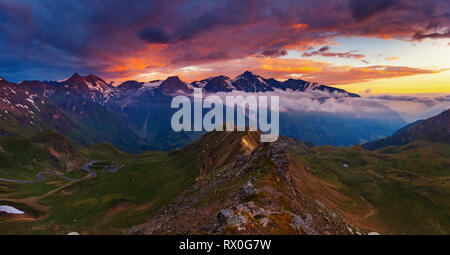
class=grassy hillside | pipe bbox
[0,131,84,180]
[0,131,255,234]
[288,139,450,234]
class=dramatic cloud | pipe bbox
[348,0,399,22]
[240,58,443,85]
[122,57,444,87]
[302,46,366,59]
[0,0,448,83]
[258,49,288,58]
[139,27,172,44]
[412,30,450,40]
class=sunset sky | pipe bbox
[0,0,449,94]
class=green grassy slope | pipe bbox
[288,139,450,234]
[0,131,254,234]
[0,131,83,180]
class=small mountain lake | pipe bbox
[0,205,24,214]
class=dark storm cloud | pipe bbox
[138,0,274,43]
[139,27,172,44]
[173,0,261,41]
[0,0,448,81]
[348,0,398,21]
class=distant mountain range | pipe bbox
[1,71,405,152]
[363,109,450,150]
[19,71,360,100]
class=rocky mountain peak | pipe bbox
[241,70,255,77]
[67,72,84,82]
[84,74,106,83]
[65,72,88,88]
[232,71,273,92]
[158,76,192,95]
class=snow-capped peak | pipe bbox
[84,74,113,93]
[65,73,113,95]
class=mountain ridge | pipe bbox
[113,70,361,97]
[12,71,360,98]
[127,131,363,235]
[363,109,450,150]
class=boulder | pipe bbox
[239,181,257,201]
[217,208,249,231]
[217,208,234,225]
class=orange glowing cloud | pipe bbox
[105,55,169,81]
[291,23,308,30]
[385,56,399,61]
[299,65,444,85]
[237,58,443,85]
[105,56,445,90]
[258,58,324,74]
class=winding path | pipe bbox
[0,161,99,184]
[80,161,97,178]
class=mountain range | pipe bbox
[1,71,405,152]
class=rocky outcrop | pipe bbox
[290,213,318,235]
[217,201,268,232]
[269,143,296,192]
[238,181,257,202]
[126,133,363,235]
[217,208,235,225]
[235,142,296,192]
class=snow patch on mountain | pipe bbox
[142,80,162,88]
